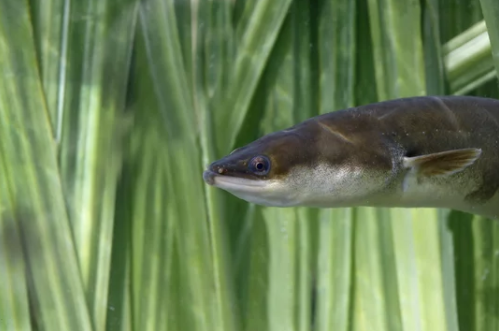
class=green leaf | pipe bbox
[439,0,484,43]
[313,1,357,330]
[352,209,402,330]
[2,1,499,330]
[53,2,139,330]
[29,0,68,137]
[390,209,459,331]
[422,0,446,95]
[138,1,236,331]
[216,0,293,153]
[480,0,499,78]
[292,0,315,122]
[263,208,298,331]
[0,174,31,331]
[443,21,495,95]
[318,0,357,112]
[367,0,426,99]
[315,209,353,331]
[0,1,91,329]
[241,207,270,331]
[472,217,499,331]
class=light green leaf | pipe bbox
[54,2,139,330]
[0,1,91,329]
[315,209,353,331]
[314,1,357,330]
[479,0,499,76]
[367,0,426,99]
[1,1,499,330]
[217,0,293,153]
[138,1,235,331]
[29,0,68,137]
[443,21,495,95]
[0,169,30,331]
[472,217,499,331]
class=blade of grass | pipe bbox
[442,4,499,329]
[292,0,315,123]
[443,21,488,52]
[439,0,484,43]
[290,6,318,329]
[467,76,499,331]
[295,207,314,331]
[138,1,233,330]
[454,71,497,95]
[422,0,446,95]
[354,0,459,330]
[390,209,457,331]
[243,208,270,331]
[354,0,416,329]
[56,2,139,330]
[439,1,495,95]
[28,0,69,139]
[480,0,499,77]
[422,4,460,328]
[5,0,499,330]
[105,156,133,331]
[259,34,299,331]
[0,1,91,329]
[128,126,161,331]
[354,0,378,106]
[139,0,195,140]
[422,0,459,330]
[313,0,356,330]
[315,209,354,331]
[229,23,294,329]
[438,210,460,331]
[227,27,295,325]
[173,0,193,90]
[130,11,203,331]
[318,0,356,113]
[194,0,248,329]
[194,2,242,330]
[248,31,310,331]
[127,29,183,331]
[352,209,402,331]
[366,0,425,99]
[443,21,494,94]
[446,207,499,331]
[472,217,499,331]
[165,237,184,331]
[413,210,456,331]
[202,0,234,102]
[263,208,298,331]
[0,171,31,330]
[447,211,477,331]
[217,0,293,153]
[135,142,167,331]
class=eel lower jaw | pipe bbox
[203,170,297,206]
[203,170,217,186]
[202,170,269,191]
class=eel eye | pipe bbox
[249,155,271,176]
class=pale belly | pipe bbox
[365,175,499,220]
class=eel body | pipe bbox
[203,96,499,220]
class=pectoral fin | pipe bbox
[403,148,482,176]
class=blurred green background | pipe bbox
[1,0,499,330]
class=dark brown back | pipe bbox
[311,96,499,202]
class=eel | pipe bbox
[203,96,499,220]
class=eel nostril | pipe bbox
[217,167,227,174]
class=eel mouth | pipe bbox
[203,170,217,185]
[202,170,268,190]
